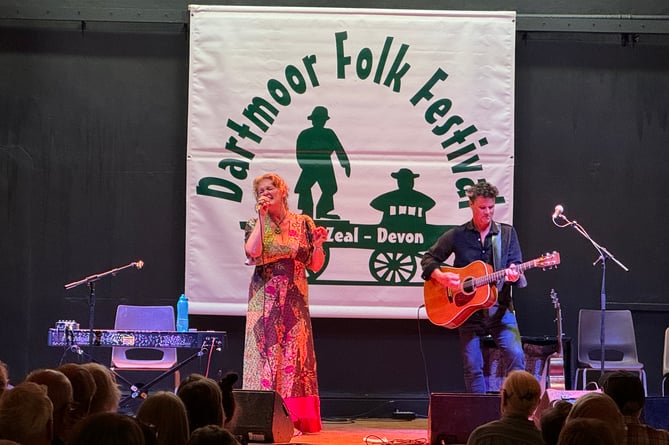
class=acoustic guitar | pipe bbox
[546,288,566,389]
[423,252,560,328]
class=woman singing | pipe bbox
[243,173,327,433]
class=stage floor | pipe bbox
[288,418,429,445]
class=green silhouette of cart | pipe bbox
[238,217,453,284]
[310,218,453,284]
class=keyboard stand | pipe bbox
[115,339,220,404]
[56,338,222,407]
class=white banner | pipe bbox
[186,6,516,318]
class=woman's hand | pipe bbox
[308,225,328,273]
[312,226,328,247]
[256,195,270,217]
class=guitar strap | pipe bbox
[491,222,502,273]
[492,222,514,311]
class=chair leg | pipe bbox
[574,369,582,390]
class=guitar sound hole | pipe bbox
[462,278,475,294]
[453,278,476,307]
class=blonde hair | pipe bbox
[0,381,54,444]
[81,362,121,414]
[136,391,190,445]
[500,370,541,417]
[252,173,289,211]
[565,392,626,445]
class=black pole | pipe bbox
[64,260,145,347]
[88,281,96,347]
[552,207,628,386]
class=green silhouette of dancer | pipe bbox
[295,106,351,220]
[370,168,436,229]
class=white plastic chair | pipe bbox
[661,327,669,396]
[110,305,179,391]
[574,309,646,394]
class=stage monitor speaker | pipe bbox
[428,393,500,445]
[229,390,294,444]
[642,397,669,430]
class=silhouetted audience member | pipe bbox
[601,370,669,445]
[557,417,617,445]
[218,372,239,426]
[187,425,242,445]
[136,391,190,445]
[57,363,97,423]
[0,440,20,445]
[177,374,224,433]
[0,360,9,396]
[25,368,75,445]
[564,391,626,445]
[82,362,121,414]
[0,381,54,445]
[538,400,572,445]
[467,370,544,445]
[69,412,145,445]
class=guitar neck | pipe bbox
[556,307,564,356]
[474,258,536,288]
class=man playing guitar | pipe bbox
[421,181,527,393]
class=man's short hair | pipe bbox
[466,181,499,202]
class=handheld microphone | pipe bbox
[552,205,564,220]
[256,202,268,212]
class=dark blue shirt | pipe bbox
[420,220,525,288]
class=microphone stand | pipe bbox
[552,213,628,380]
[64,261,144,347]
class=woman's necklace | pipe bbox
[270,211,287,235]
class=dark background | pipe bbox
[2,0,669,417]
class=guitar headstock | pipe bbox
[536,251,560,270]
[550,288,560,309]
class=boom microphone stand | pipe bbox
[64,260,144,346]
[551,206,628,379]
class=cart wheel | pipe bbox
[369,250,417,283]
[307,245,330,283]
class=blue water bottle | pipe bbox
[176,294,189,332]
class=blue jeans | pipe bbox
[458,305,525,393]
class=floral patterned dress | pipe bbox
[243,211,322,433]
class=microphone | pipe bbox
[133,260,144,270]
[552,205,564,220]
[256,202,268,212]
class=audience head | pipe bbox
[0,381,54,445]
[500,370,542,418]
[57,363,97,422]
[136,391,189,445]
[69,412,145,445]
[539,400,572,445]
[565,392,626,445]
[600,370,645,416]
[24,368,74,442]
[557,417,617,445]
[81,362,121,414]
[187,425,242,445]
[0,360,9,397]
[177,374,224,432]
